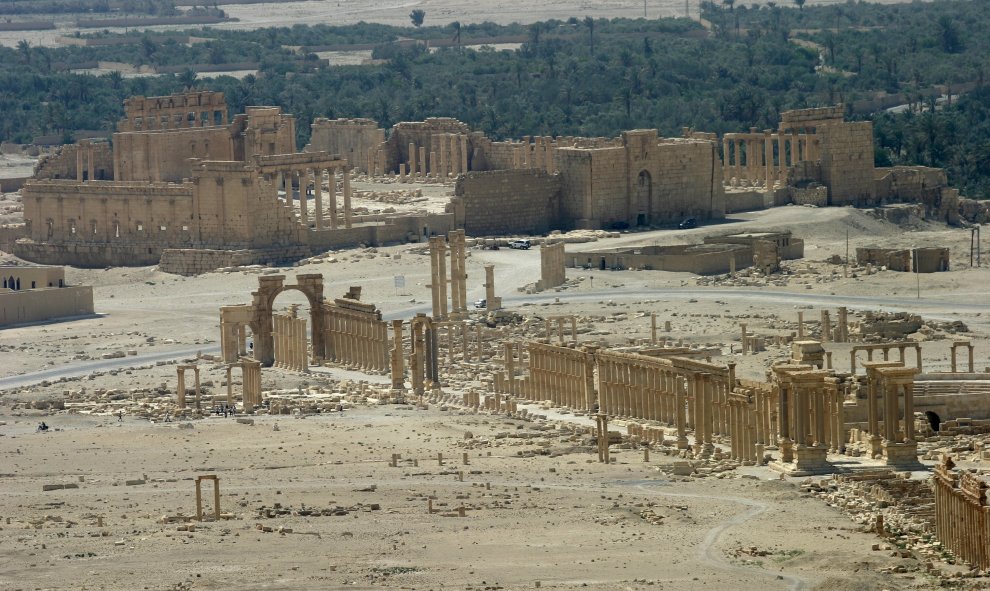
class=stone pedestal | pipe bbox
[882,441,922,469]
[771,444,830,476]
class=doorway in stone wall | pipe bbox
[636,170,652,226]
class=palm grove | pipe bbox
[3,0,990,197]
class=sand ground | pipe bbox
[2,195,988,590]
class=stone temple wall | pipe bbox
[307,118,385,172]
[820,121,876,205]
[114,127,233,183]
[453,169,561,236]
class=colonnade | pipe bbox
[324,298,389,372]
[722,128,820,189]
[934,455,990,570]
[429,230,468,320]
[176,364,201,410]
[771,365,842,473]
[273,313,308,372]
[544,315,577,344]
[596,351,698,451]
[850,342,923,374]
[226,359,262,409]
[410,314,440,397]
[511,136,558,173]
[522,342,596,411]
[75,140,99,182]
[272,165,352,230]
[219,305,252,363]
[950,340,976,373]
[862,362,920,467]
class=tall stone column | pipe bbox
[177,367,186,408]
[343,167,353,229]
[408,143,417,178]
[418,146,427,177]
[313,168,323,230]
[298,170,308,227]
[763,130,773,188]
[460,135,469,173]
[429,151,437,179]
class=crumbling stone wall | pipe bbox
[34,141,114,181]
[857,247,911,271]
[819,121,876,205]
[307,118,385,172]
[453,169,561,236]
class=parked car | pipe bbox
[678,218,697,229]
[508,239,532,250]
[474,299,487,309]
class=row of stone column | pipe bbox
[934,456,990,570]
[274,166,352,230]
[524,342,596,411]
[950,341,976,373]
[596,354,690,450]
[219,320,248,363]
[722,130,820,189]
[511,136,557,173]
[227,360,262,409]
[325,308,388,372]
[410,314,439,397]
[429,230,468,321]
[850,342,923,374]
[176,364,201,410]
[544,316,577,344]
[273,313,308,372]
[75,141,98,182]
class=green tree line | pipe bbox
[2,1,989,197]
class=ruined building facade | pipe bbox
[16,92,452,270]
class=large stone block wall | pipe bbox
[820,121,875,205]
[21,180,195,245]
[0,285,94,326]
[454,169,561,236]
[114,128,233,182]
[307,118,385,172]
[650,140,725,223]
[191,162,300,249]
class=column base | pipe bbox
[869,436,883,459]
[770,445,831,476]
[676,436,689,449]
[882,441,923,469]
[779,438,794,464]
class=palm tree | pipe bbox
[16,40,31,65]
[450,21,461,48]
[584,16,595,56]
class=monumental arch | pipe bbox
[248,274,325,368]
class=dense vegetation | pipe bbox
[2,0,990,197]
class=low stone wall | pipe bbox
[0,285,94,326]
[567,243,751,275]
[14,240,162,267]
[723,190,766,213]
[791,185,828,206]
[158,247,311,276]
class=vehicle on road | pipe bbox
[474,299,487,309]
[508,239,532,250]
[678,218,697,229]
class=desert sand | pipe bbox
[2,174,989,589]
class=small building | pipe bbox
[0,265,93,326]
[704,231,804,260]
[566,243,751,275]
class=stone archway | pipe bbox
[248,274,326,367]
[635,170,652,226]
